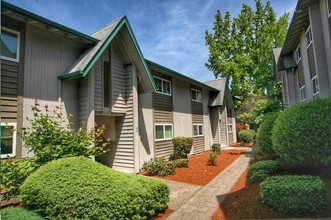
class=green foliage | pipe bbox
[1,208,43,220]
[0,158,38,200]
[260,175,328,214]
[172,137,193,159]
[272,98,331,166]
[208,152,218,166]
[248,160,280,182]
[20,157,169,219]
[212,144,221,154]
[19,100,110,166]
[238,130,254,145]
[142,157,176,177]
[172,158,189,168]
[256,112,280,155]
[205,0,289,108]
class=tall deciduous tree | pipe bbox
[205,0,289,109]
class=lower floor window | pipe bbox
[155,124,173,140]
[1,123,16,158]
[193,124,203,136]
[312,76,319,95]
[299,85,306,101]
[227,124,233,133]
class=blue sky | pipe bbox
[6,0,297,82]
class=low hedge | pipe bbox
[172,158,189,168]
[172,137,193,159]
[142,157,176,176]
[20,157,169,219]
[248,160,280,182]
[260,175,328,214]
[256,112,279,155]
[272,97,331,166]
[1,208,43,220]
[238,130,254,145]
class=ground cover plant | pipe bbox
[1,207,43,220]
[20,157,169,220]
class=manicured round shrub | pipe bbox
[238,130,254,145]
[172,137,193,159]
[142,157,176,176]
[1,208,43,220]
[272,98,331,166]
[211,144,221,154]
[256,112,280,155]
[260,175,328,214]
[248,160,280,182]
[20,157,169,219]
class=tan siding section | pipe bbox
[210,108,220,144]
[228,133,234,145]
[78,77,88,127]
[220,108,227,146]
[192,101,204,151]
[307,45,317,78]
[94,59,103,112]
[153,93,173,123]
[193,136,204,154]
[154,140,173,158]
[1,60,19,121]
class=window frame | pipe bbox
[312,76,319,96]
[154,76,172,96]
[305,26,313,48]
[227,124,233,133]
[327,0,331,18]
[295,44,302,63]
[1,27,20,62]
[191,88,202,102]
[1,122,17,158]
[299,85,307,102]
[155,124,173,141]
[193,124,203,137]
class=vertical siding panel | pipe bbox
[191,101,204,153]
[94,59,103,112]
[78,77,88,127]
[220,107,227,146]
[307,45,317,78]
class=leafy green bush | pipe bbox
[142,157,176,176]
[272,98,331,166]
[172,137,193,159]
[250,171,270,183]
[256,112,279,155]
[1,208,43,220]
[238,130,254,145]
[260,175,328,214]
[248,160,280,177]
[0,158,37,200]
[20,157,169,219]
[172,158,189,168]
[208,152,218,166]
[212,144,221,154]
[19,100,110,166]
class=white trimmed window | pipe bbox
[305,26,313,48]
[295,45,302,63]
[155,124,173,141]
[193,124,203,136]
[299,85,306,101]
[1,27,20,62]
[312,76,319,95]
[191,88,202,102]
[227,124,233,133]
[154,77,171,95]
[1,123,17,158]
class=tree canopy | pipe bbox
[205,0,289,109]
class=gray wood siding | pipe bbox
[297,60,305,87]
[78,77,88,127]
[193,136,204,154]
[287,73,297,104]
[94,59,103,112]
[307,45,317,78]
[192,101,203,124]
[154,140,173,158]
[153,93,173,123]
[210,107,220,144]
[111,48,129,113]
[1,60,19,121]
[220,108,227,146]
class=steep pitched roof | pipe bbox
[204,78,228,107]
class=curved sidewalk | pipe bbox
[166,147,256,220]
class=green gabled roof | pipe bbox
[2,1,99,44]
[145,59,219,92]
[59,16,156,91]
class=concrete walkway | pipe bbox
[164,147,256,220]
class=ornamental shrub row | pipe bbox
[260,175,328,214]
[20,157,170,220]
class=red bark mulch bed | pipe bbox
[229,141,254,147]
[157,150,247,186]
[211,168,331,220]
[153,208,174,219]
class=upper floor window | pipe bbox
[227,124,233,133]
[1,27,20,62]
[295,45,302,63]
[193,124,203,136]
[299,85,306,102]
[312,76,319,95]
[1,123,17,158]
[191,88,202,102]
[155,124,173,141]
[327,0,331,17]
[154,77,171,95]
[305,26,313,48]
